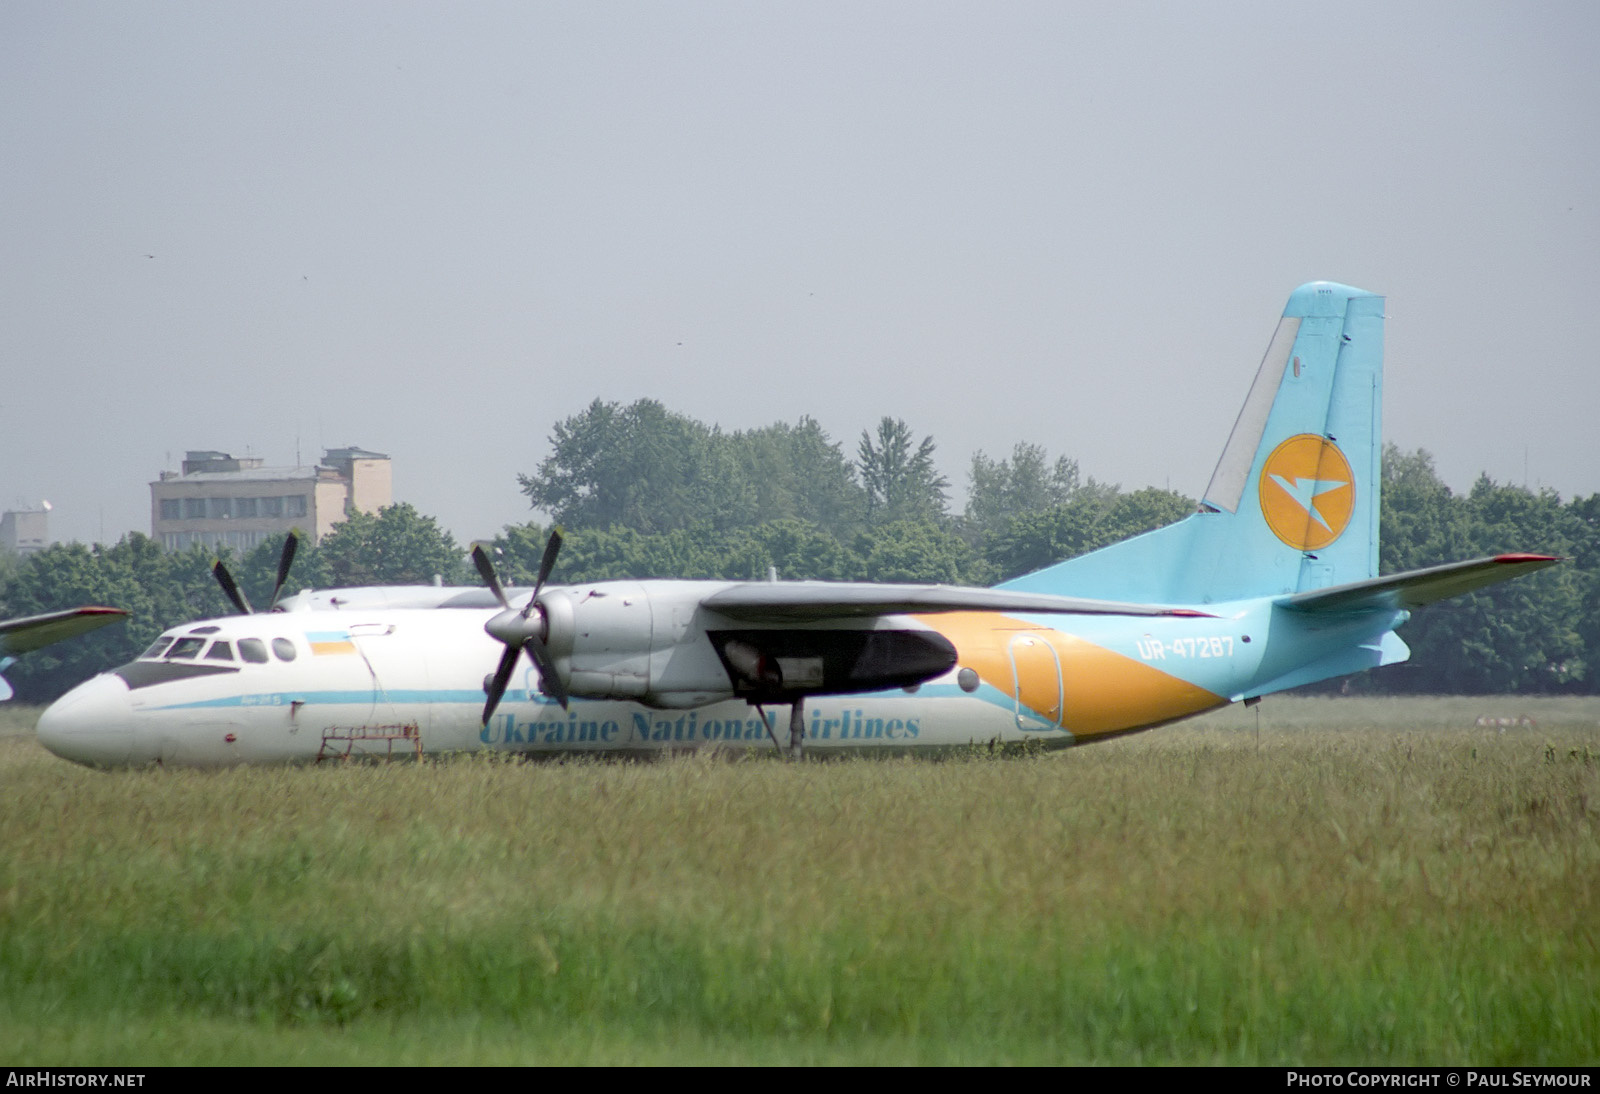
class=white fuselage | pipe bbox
[36,606,1041,767]
[35,582,1408,769]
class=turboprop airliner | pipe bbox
[36,282,1559,768]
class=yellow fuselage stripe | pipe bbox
[917,612,1224,738]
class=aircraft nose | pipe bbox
[37,674,135,767]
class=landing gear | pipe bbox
[752,697,806,761]
[789,696,805,761]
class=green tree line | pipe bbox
[502,403,1598,696]
[1,397,1594,699]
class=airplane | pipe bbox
[0,605,128,701]
[35,281,1560,768]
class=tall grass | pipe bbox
[1,698,1596,1064]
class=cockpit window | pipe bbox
[141,638,173,659]
[114,661,239,690]
[271,638,298,662]
[167,637,206,659]
[237,638,269,664]
[204,641,235,661]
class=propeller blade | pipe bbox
[532,527,563,601]
[482,642,522,725]
[471,544,510,610]
[481,527,568,717]
[267,534,298,610]
[211,560,253,615]
[522,634,570,710]
[520,528,567,704]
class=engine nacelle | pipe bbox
[498,581,959,710]
[534,583,672,704]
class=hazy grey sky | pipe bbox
[4,2,1596,549]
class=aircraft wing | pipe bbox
[701,582,1211,622]
[0,606,129,656]
[1278,554,1562,614]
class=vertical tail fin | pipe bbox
[999,282,1384,605]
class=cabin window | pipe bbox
[204,641,234,661]
[166,637,205,659]
[141,638,174,659]
[237,638,269,664]
[271,638,298,662]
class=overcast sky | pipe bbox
[4,1,1596,550]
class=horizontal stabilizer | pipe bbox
[1278,554,1561,614]
[0,606,129,656]
[703,582,1212,622]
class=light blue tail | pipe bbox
[1000,282,1385,606]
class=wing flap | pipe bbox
[702,582,1211,622]
[1279,554,1561,614]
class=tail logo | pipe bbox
[1259,434,1355,550]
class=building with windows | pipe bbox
[0,506,49,555]
[150,447,391,552]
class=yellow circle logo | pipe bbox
[1258,434,1355,550]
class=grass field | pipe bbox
[2,696,1596,1065]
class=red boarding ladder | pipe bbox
[316,722,423,763]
